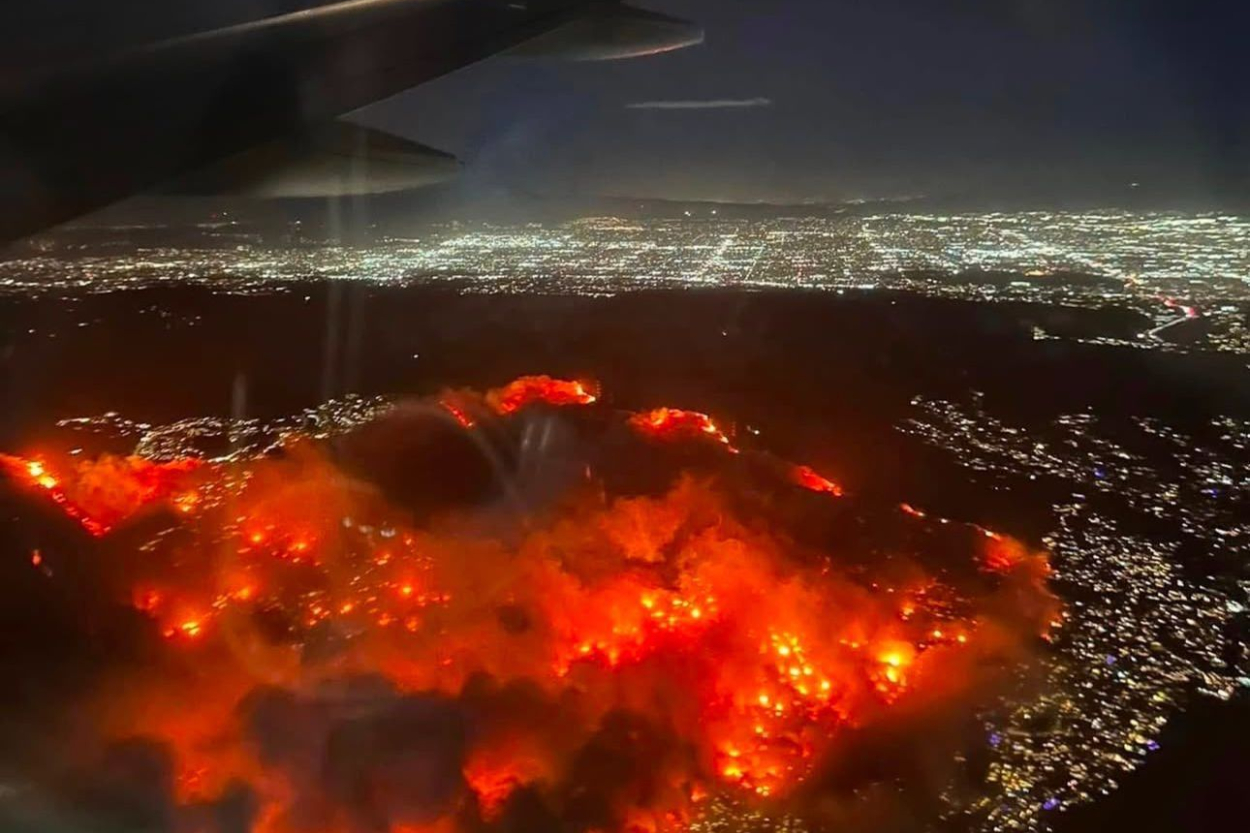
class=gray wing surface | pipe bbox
[0,0,697,243]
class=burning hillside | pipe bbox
[0,377,1056,833]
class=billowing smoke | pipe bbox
[0,377,1057,833]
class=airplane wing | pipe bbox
[0,0,701,244]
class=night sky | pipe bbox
[361,0,1249,206]
[7,0,1249,208]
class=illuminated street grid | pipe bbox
[899,395,1247,831]
[4,211,1249,352]
[57,394,391,461]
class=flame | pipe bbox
[1,378,1057,833]
[790,465,844,496]
[629,408,735,450]
[463,745,552,821]
[983,530,1048,574]
[1,452,203,535]
[439,399,476,429]
[487,375,597,414]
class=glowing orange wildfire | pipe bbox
[629,408,735,450]
[487,375,598,414]
[0,452,203,535]
[439,399,476,429]
[1,378,1055,833]
[790,465,844,497]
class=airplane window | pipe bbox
[0,3,1247,833]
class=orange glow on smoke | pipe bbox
[487,375,597,415]
[983,529,1047,574]
[1,452,203,536]
[463,746,553,821]
[790,465,844,497]
[0,378,1056,833]
[629,408,734,450]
